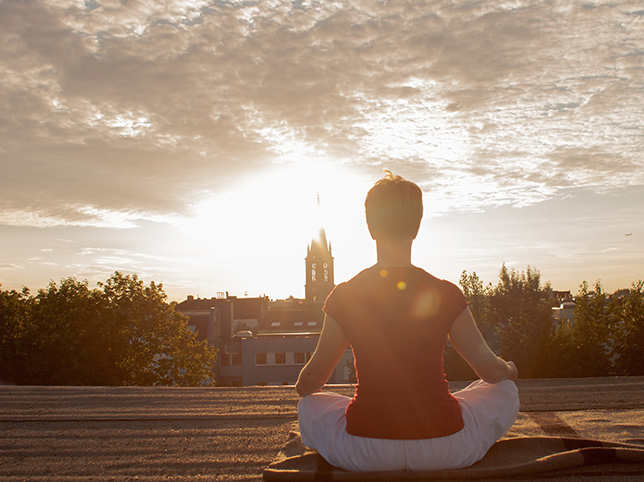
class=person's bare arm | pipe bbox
[449,307,518,383]
[295,314,349,397]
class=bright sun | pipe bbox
[182,162,375,298]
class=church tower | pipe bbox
[305,227,334,303]
[305,195,334,303]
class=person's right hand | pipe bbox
[506,361,519,381]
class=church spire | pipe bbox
[305,193,334,303]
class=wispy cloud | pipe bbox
[2,0,642,228]
[1,1,643,296]
[0,263,22,271]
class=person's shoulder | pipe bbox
[414,268,467,317]
[327,266,370,293]
[324,268,375,316]
[343,265,379,285]
[414,267,463,294]
[328,266,379,300]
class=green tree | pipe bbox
[445,271,494,381]
[487,264,554,378]
[545,319,577,377]
[564,281,614,377]
[613,280,644,375]
[99,272,217,386]
[459,271,495,343]
[25,277,107,385]
[2,273,216,386]
[0,286,33,384]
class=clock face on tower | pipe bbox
[305,227,334,303]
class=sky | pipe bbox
[1,0,643,302]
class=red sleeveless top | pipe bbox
[323,266,467,439]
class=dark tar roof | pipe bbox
[2,377,644,481]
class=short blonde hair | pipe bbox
[364,170,423,241]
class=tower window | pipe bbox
[256,353,267,365]
[275,353,286,364]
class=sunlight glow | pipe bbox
[179,162,373,297]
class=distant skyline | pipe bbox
[1,1,642,301]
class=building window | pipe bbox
[306,352,312,362]
[275,353,286,364]
[232,353,242,365]
[256,353,267,365]
[294,321,304,327]
[294,352,306,364]
[220,354,230,366]
[271,321,281,327]
[307,321,317,327]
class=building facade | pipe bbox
[176,227,353,386]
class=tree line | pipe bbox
[445,264,644,380]
[1,266,642,386]
[0,272,217,386]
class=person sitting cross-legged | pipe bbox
[296,171,519,472]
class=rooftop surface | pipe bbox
[1,377,644,481]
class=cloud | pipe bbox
[0,263,22,271]
[1,0,643,228]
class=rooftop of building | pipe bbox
[176,294,327,336]
[2,376,644,481]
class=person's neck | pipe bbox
[375,237,414,267]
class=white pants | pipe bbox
[298,379,519,472]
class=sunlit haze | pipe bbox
[1,1,642,300]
